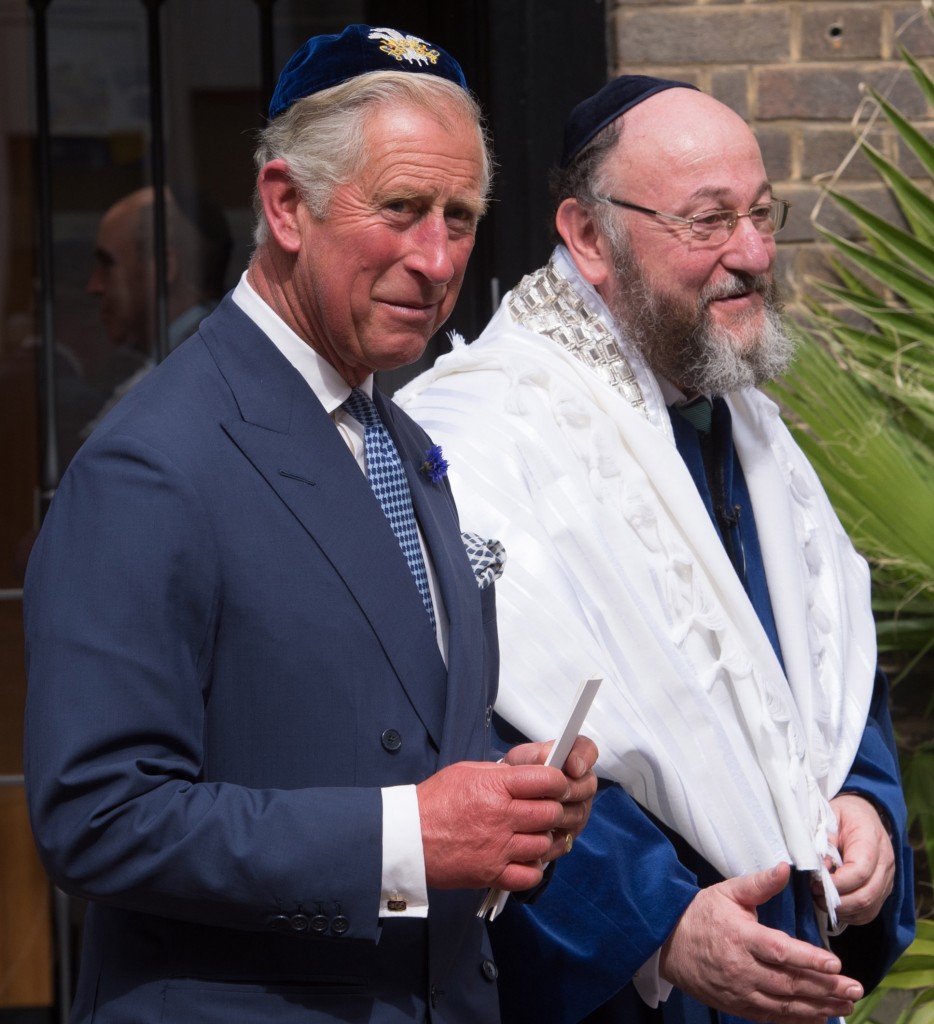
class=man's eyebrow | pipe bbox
[685,180,773,207]
[452,195,488,219]
[371,185,487,219]
[372,184,423,203]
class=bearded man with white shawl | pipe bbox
[397,76,914,1024]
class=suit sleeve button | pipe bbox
[310,913,329,933]
[331,914,349,935]
[381,728,402,752]
[289,913,310,932]
[269,914,291,933]
[481,959,499,981]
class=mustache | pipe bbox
[699,273,774,305]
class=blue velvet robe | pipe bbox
[490,399,914,1024]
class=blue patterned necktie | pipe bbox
[342,388,436,630]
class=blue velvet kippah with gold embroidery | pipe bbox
[268,24,468,119]
[560,74,699,167]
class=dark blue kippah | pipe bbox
[268,24,468,119]
[560,75,699,167]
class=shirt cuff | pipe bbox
[380,785,429,918]
[633,949,674,1007]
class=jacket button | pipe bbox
[310,913,329,934]
[331,914,349,935]
[289,913,310,932]
[381,728,402,752]
[269,914,291,933]
[481,958,499,981]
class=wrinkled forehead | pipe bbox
[361,92,490,195]
[610,89,768,204]
[351,99,488,212]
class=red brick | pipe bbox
[710,68,750,119]
[756,65,928,120]
[617,7,790,64]
[800,125,890,180]
[756,126,794,180]
[800,6,884,61]
[893,4,934,58]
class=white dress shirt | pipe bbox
[232,272,436,919]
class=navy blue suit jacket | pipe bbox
[24,296,502,1023]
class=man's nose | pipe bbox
[721,216,774,277]
[407,213,456,285]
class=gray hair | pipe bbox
[252,71,493,247]
[549,118,626,250]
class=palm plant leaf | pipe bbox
[813,226,934,308]
[865,93,934,184]
[902,47,934,111]
[901,751,934,885]
[824,178,934,274]
[857,139,934,242]
[769,35,934,1015]
[771,334,934,583]
[801,305,934,435]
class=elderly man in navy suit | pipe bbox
[23,25,597,1023]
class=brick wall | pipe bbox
[609,0,934,297]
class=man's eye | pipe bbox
[749,205,772,222]
[446,207,476,226]
[693,211,729,228]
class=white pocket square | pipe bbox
[461,532,506,590]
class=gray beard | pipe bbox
[607,244,796,397]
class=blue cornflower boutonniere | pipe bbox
[420,444,448,484]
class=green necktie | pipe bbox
[677,395,713,434]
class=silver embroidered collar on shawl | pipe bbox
[398,246,877,923]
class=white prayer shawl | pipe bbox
[398,247,876,918]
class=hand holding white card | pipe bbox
[477,676,602,921]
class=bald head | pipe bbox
[554,84,792,397]
[87,189,154,350]
[603,88,768,208]
[87,186,231,351]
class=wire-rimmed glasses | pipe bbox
[599,196,791,245]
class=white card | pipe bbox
[477,676,602,921]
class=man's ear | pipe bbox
[555,197,612,288]
[256,159,304,254]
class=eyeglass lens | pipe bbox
[691,201,788,241]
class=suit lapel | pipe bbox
[378,393,488,767]
[200,301,447,749]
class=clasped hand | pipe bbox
[416,736,598,892]
[811,792,896,926]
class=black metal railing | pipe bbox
[22,6,281,1018]
[29,0,279,502]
